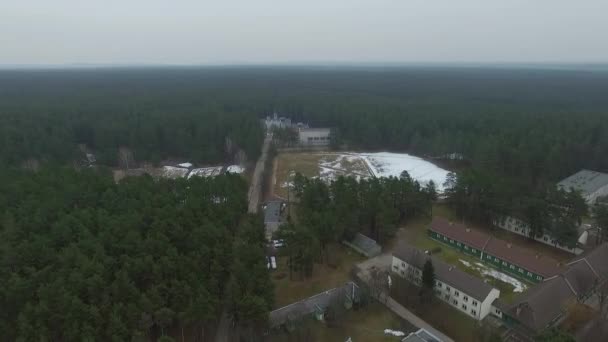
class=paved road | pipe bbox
[355,254,454,342]
[247,134,272,214]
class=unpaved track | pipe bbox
[247,134,272,213]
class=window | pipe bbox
[444,294,449,300]
[443,236,447,241]
[495,309,501,315]
[462,304,467,310]
[402,262,405,267]
[401,271,405,276]
[450,239,454,243]
[463,296,468,302]
[472,300,478,307]
[472,248,477,253]
[527,272,533,277]
[452,300,458,305]
[454,291,460,297]
[471,310,477,316]
[510,265,515,270]
[486,255,491,260]
[436,282,442,288]
[393,265,398,270]
[464,245,469,250]
[519,268,524,273]
[502,261,507,266]
[307,137,313,141]
[446,286,451,292]
[543,237,548,241]
[494,257,499,262]
[537,275,542,280]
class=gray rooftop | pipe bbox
[393,242,495,301]
[264,201,283,223]
[558,169,608,196]
[402,328,442,342]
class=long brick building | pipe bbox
[428,217,562,283]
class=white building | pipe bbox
[558,169,608,205]
[298,128,331,146]
[494,216,584,255]
[392,242,500,321]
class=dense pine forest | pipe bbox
[1,66,608,340]
[0,169,273,341]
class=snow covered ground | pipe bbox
[162,166,189,179]
[358,152,450,191]
[314,152,450,191]
[459,259,528,293]
[188,166,223,179]
[226,165,245,174]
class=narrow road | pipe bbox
[355,254,454,342]
[247,134,272,213]
[215,133,272,342]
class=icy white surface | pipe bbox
[359,152,450,191]
[162,166,189,179]
[178,162,193,168]
[458,259,528,293]
[227,165,245,174]
[384,329,405,337]
[188,166,223,179]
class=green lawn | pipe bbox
[272,244,364,308]
[396,204,529,304]
[267,302,416,342]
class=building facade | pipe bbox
[392,243,500,321]
[494,216,583,255]
[428,218,562,283]
[298,128,331,146]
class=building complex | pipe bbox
[392,242,500,321]
[428,217,562,283]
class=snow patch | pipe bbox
[188,166,223,179]
[359,152,450,191]
[384,329,405,337]
[162,166,189,179]
[458,259,528,293]
[178,162,193,168]
[227,165,245,174]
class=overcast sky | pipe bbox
[1,0,607,66]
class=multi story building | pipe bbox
[428,217,562,283]
[392,242,500,321]
[494,216,583,255]
[298,128,331,146]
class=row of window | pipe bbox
[436,233,477,253]
[483,254,542,280]
[435,281,478,306]
[306,136,330,141]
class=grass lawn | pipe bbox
[272,244,365,308]
[273,151,372,198]
[267,302,416,342]
[395,204,535,304]
[390,277,487,342]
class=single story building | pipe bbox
[298,128,331,146]
[558,169,608,204]
[392,242,501,321]
[263,200,285,240]
[428,217,562,283]
[501,243,608,335]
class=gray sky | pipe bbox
[1,0,607,65]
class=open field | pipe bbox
[273,151,450,198]
[272,244,365,308]
[267,302,416,342]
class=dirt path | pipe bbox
[247,134,272,214]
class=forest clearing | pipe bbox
[273,151,450,198]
